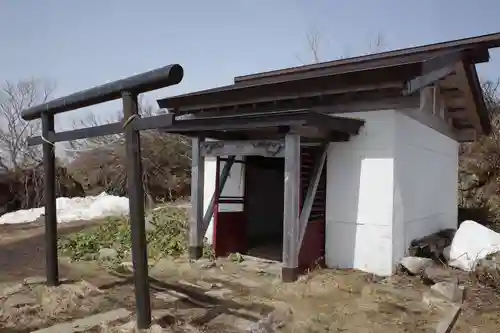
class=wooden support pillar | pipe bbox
[189,136,205,259]
[282,133,301,282]
[41,113,59,286]
[122,91,151,329]
[202,155,235,235]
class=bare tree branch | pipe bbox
[64,96,158,159]
[64,97,190,161]
[367,32,387,54]
[296,29,387,65]
[296,28,322,65]
[0,78,56,170]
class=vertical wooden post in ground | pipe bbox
[282,133,301,282]
[189,136,205,259]
[41,113,59,286]
[122,91,151,329]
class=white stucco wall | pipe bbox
[325,109,458,276]
[203,155,244,244]
[392,112,459,263]
[325,110,396,275]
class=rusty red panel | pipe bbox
[298,147,326,269]
[214,212,247,257]
[299,220,326,269]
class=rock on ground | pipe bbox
[430,282,464,303]
[435,305,461,333]
[399,257,433,275]
[422,265,455,284]
[449,220,500,271]
[99,248,118,261]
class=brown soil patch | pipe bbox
[0,219,102,282]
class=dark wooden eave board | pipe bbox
[173,129,350,143]
[171,89,410,116]
[164,110,364,136]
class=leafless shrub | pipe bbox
[296,29,387,64]
[0,78,55,170]
[67,100,191,202]
[459,79,500,229]
[0,79,85,211]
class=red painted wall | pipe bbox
[213,211,247,257]
[298,220,326,269]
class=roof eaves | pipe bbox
[157,57,427,109]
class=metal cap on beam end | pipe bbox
[21,64,184,121]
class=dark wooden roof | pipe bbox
[158,32,500,136]
[158,61,420,110]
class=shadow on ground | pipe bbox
[99,271,274,328]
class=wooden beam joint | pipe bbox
[404,50,464,95]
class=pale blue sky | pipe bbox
[1,0,500,128]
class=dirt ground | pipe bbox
[0,219,102,282]
[0,221,499,332]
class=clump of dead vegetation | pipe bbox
[58,206,213,263]
[0,162,85,214]
[459,80,500,231]
[69,131,191,202]
[473,252,500,293]
[67,104,192,203]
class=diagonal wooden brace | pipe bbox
[296,142,329,257]
[200,155,236,239]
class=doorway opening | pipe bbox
[212,147,327,269]
[244,156,285,261]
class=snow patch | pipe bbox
[0,192,129,225]
[449,220,500,271]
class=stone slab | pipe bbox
[435,305,461,333]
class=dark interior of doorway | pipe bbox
[244,156,284,262]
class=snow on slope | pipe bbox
[0,192,129,225]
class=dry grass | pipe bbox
[2,255,500,332]
[270,270,440,333]
[0,280,117,332]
